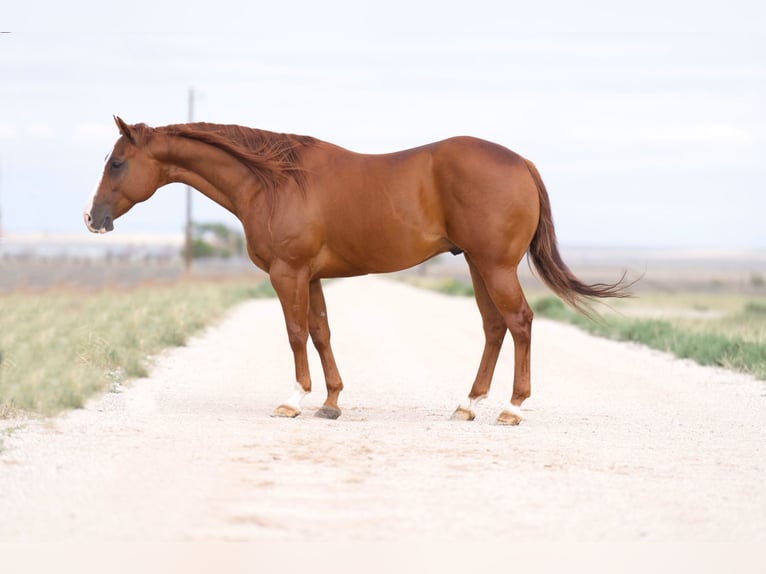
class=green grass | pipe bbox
[0,279,275,415]
[406,276,766,380]
[530,296,766,379]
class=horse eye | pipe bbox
[110,160,124,170]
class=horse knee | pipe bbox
[286,324,309,351]
[309,325,331,352]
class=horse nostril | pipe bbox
[84,212,96,232]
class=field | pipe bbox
[0,270,275,415]
[535,293,766,378]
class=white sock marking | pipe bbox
[504,404,523,418]
[283,381,308,412]
[458,395,486,413]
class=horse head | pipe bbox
[84,116,165,233]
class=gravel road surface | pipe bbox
[1,277,764,558]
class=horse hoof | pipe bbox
[271,404,301,418]
[314,406,342,420]
[496,409,523,426]
[450,406,476,421]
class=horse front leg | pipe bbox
[270,263,312,418]
[308,279,344,419]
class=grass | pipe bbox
[407,276,766,380]
[0,279,275,415]
[530,296,766,380]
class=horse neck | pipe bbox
[153,133,256,215]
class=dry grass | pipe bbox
[0,279,275,415]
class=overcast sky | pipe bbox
[1,0,764,248]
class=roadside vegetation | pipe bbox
[531,295,766,380]
[0,280,275,415]
[407,277,766,381]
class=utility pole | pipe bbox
[184,87,195,271]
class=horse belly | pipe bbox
[319,198,449,275]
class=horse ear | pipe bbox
[113,115,135,145]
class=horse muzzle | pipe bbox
[83,210,114,234]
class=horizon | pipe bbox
[2,229,765,261]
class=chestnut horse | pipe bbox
[85,116,628,425]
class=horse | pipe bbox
[85,116,629,425]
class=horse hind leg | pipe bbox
[456,260,533,425]
[451,257,507,421]
[485,266,533,426]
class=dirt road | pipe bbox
[1,276,764,546]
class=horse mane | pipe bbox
[153,122,316,192]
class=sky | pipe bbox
[1,0,764,248]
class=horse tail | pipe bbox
[524,159,631,314]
